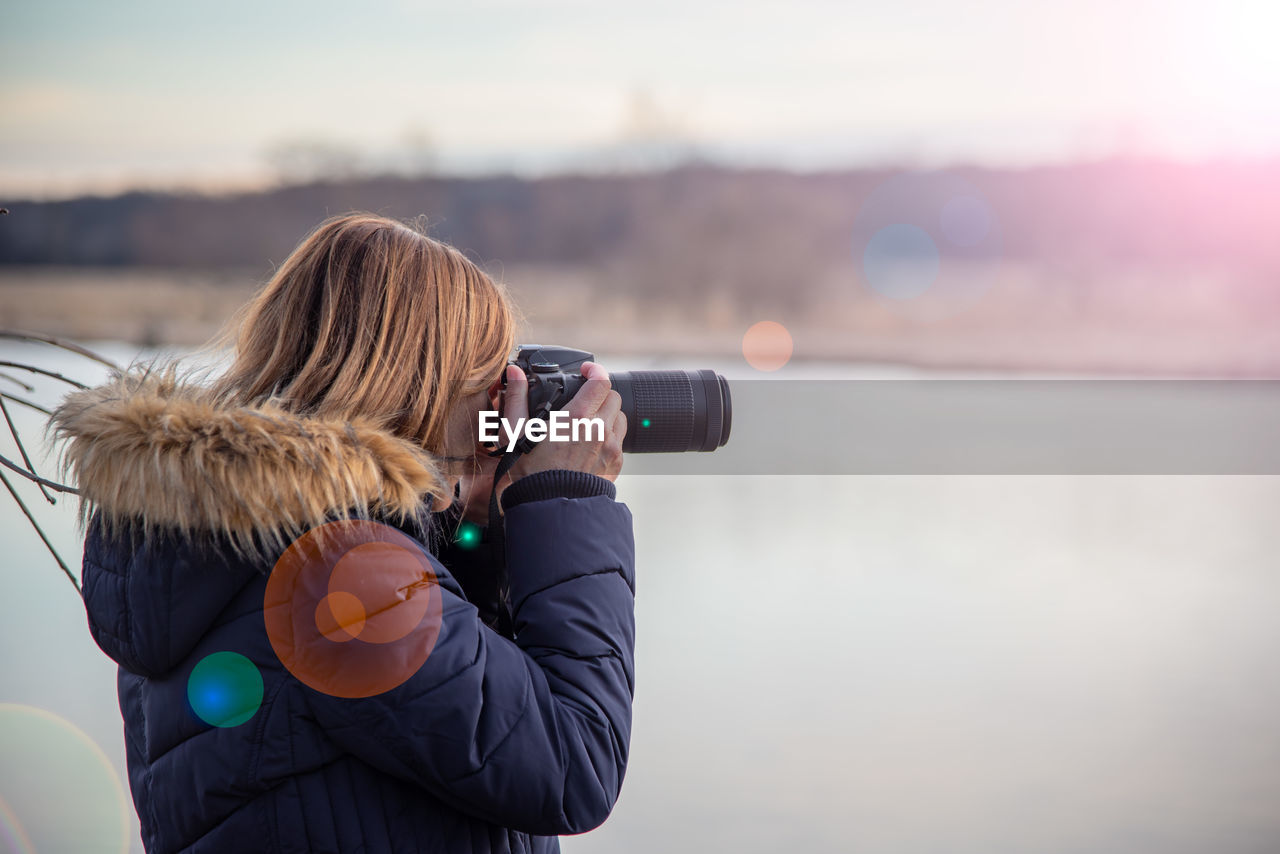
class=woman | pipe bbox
[51,213,634,853]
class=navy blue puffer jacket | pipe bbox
[54,373,636,853]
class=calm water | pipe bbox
[2,341,1278,853]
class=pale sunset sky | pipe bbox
[2,0,1277,197]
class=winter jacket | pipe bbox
[52,373,636,853]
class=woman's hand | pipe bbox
[453,361,625,523]
[505,361,625,483]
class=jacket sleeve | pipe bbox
[306,474,636,836]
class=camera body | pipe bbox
[508,344,595,425]
[507,344,731,454]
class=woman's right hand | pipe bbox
[503,361,625,483]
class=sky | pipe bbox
[2,0,1279,197]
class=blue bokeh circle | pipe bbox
[851,172,1002,302]
[862,224,941,300]
[188,651,264,728]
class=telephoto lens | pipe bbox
[609,369,731,453]
[510,345,732,453]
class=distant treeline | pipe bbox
[3,161,1279,306]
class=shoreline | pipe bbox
[4,265,1279,378]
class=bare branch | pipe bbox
[0,468,80,594]
[1,393,52,416]
[0,372,35,392]
[0,396,55,503]
[0,329,120,370]
[0,360,90,389]
[0,452,77,494]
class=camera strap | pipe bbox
[483,446,525,638]
[480,389,552,638]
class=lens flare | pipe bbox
[0,704,131,854]
[0,797,36,854]
[453,520,482,550]
[187,652,264,728]
[742,321,793,371]
[852,172,1002,304]
[1161,2,1280,154]
[264,520,443,699]
[863,224,941,299]
[939,195,993,247]
[316,592,367,642]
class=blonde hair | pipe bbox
[213,212,518,456]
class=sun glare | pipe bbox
[1164,1,1280,151]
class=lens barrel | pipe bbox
[610,369,732,453]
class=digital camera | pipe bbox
[507,345,731,453]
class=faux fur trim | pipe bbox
[50,371,448,556]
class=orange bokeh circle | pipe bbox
[315,592,365,642]
[264,520,443,699]
[742,320,793,371]
[328,541,432,644]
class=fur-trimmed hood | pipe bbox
[51,371,448,555]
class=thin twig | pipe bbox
[0,468,80,594]
[0,329,120,370]
[1,393,52,416]
[0,396,54,503]
[0,452,77,494]
[0,372,35,392]
[0,360,90,389]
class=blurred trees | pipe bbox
[2,160,1279,320]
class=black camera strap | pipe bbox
[480,386,551,638]
[483,443,529,638]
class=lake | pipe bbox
[1,340,1278,853]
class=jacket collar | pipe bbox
[51,370,447,555]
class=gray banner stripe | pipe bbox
[618,380,1280,474]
